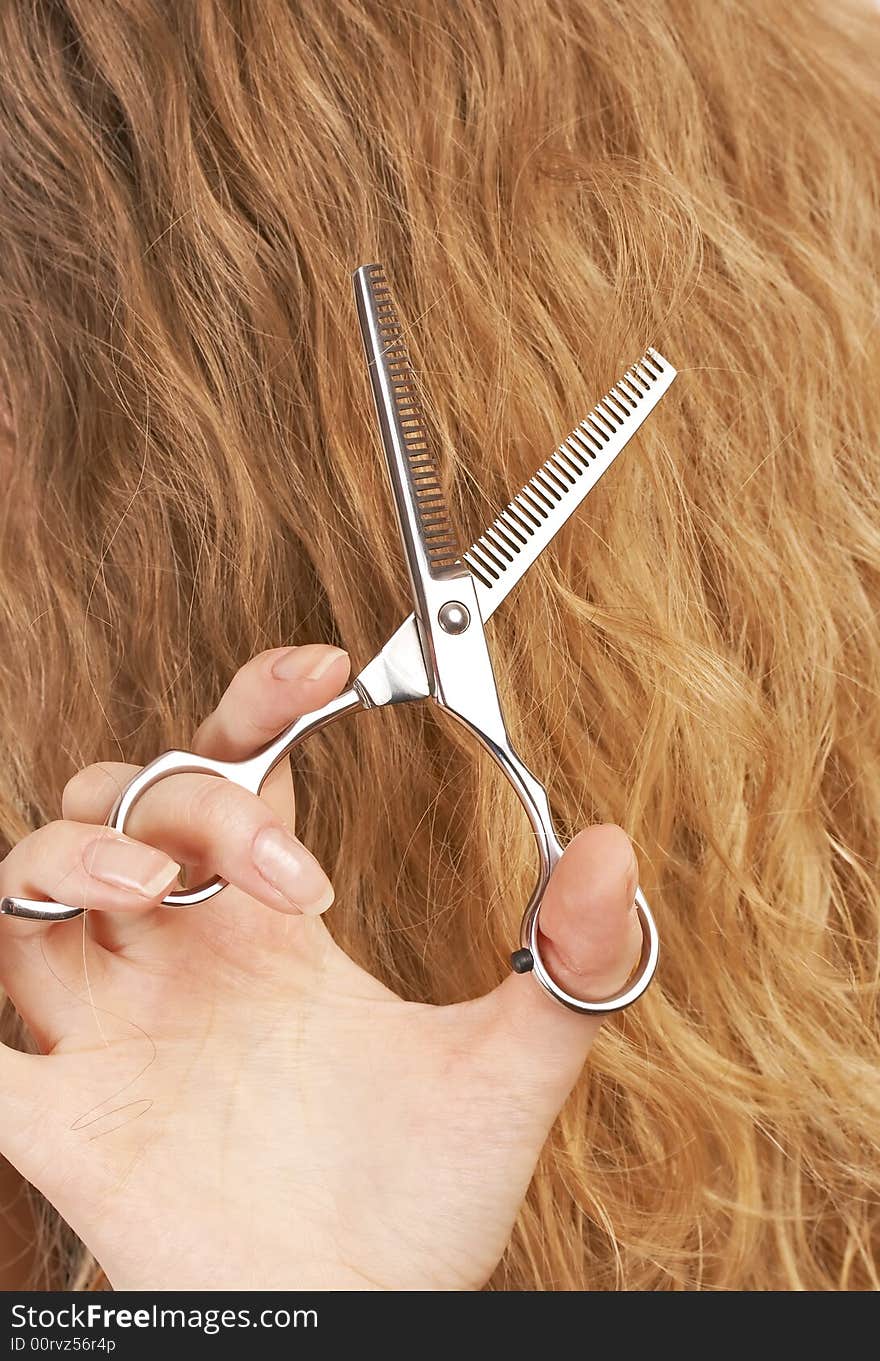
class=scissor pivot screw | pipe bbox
[438,601,471,634]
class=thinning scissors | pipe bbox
[3,264,675,1015]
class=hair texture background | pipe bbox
[1,0,879,1290]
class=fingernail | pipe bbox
[252,825,335,915]
[271,645,349,684]
[84,835,180,898]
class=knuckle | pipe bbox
[184,774,248,836]
[236,648,280,686]
[62,762,123,813]
[61,766,92,805]
[31,818,68,851]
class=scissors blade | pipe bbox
[355,348,676,710]
[465,348,676,621]
[353,264,469,614]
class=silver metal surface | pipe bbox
[0,897,89,921]
[353,263,472,706]
[465,349,676,620]
[438,602,470,634]
[353,264,465,585]
[5,261,674,1017]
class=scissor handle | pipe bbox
[109,685,367,907]
[0,687,366,921]
[107,749,255,907]
[448,723,659,1015]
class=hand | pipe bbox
[0,644,642,1291]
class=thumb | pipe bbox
[478,823,644,1106]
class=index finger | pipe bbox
[192,644,351,762]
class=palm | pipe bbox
[17,891,550,1290]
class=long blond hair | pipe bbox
[1,0,878,1290]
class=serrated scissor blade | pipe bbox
[355,349,676,709]
[464,349,676,621]
[353,265,468,621]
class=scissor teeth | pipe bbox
[521,484,553,515]
[506,501,536,535]
[361,258,676,623]
[634,355,661,383]
[549,451,577,484]
[357,263,465,576]
[471,540,506,573]
[498,517,526,550]
[567,434,596,464]
[484,529,515,562]
[609,387,634,415]
[555,445,583,476]
[532,471,562,503]
[580,417,607,446]
[509,494,540,529]
[540,462,569,494]
[460,349,676,613]
[464,552,498,586]
[597,400,623,428]
[594,408,619,435]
